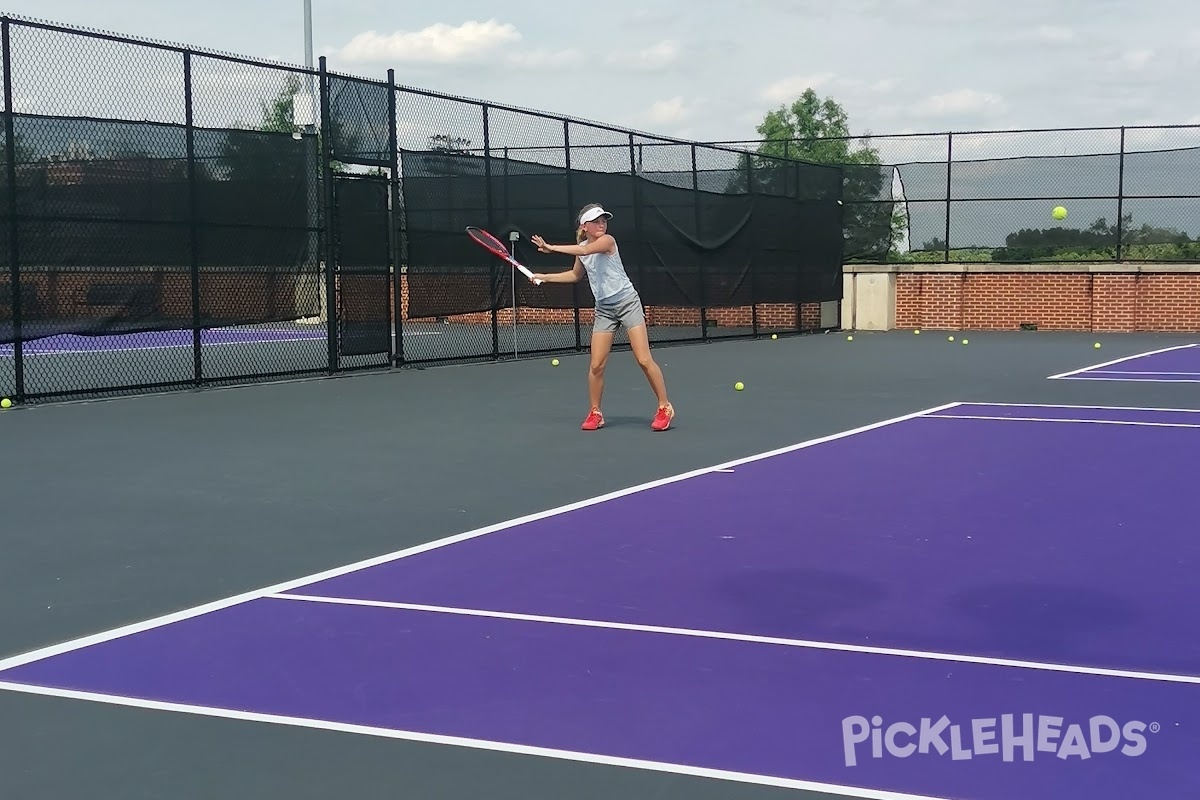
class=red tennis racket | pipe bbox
[466,226,543,285]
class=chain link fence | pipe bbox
[714,125,1200,264]
[0,14,844,404]
[13,15,1193,405]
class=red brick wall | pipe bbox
[393,276,820,330]
[889,269,1200,332]
[2,271,821,333]
[4,269,302,324]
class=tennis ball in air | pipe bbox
[1052,206,1068,220]
[551,358,559,366]
[735,381,744,391]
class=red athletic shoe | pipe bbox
[651,404,674,431]
[581,409,605,431]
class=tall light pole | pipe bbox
[302,0,316,131]
[303,0,313,70]
[300,0,321,329]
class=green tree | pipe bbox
[993,212,1194,261]
[218,75,314,183]
[217,76,364,179]
[736,89,902,260]
[258,79,301,133]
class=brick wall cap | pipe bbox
[847,262,1200,275]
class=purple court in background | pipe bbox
[2,402,1198,800]
[1049,343,1200,382]
[0,327,327,356]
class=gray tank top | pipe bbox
[579,242,636,306]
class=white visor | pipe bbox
[579,206,612,224]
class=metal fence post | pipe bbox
[628,134,646,316]
[2,17,23,402]
[693,143,707,338]
[319,56,338,373]
[482,103,499,359]
[944,131,953,264]
[386,68,403,365]
[1117,126,1126,262]
[183,50,203,386]
[563,120,581,351]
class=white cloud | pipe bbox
[914,89,1005,117]
[643,96,695,127]
[11,0,1198,147]
[338,20,521,64]
[606,40,682,70]
[759,72,836,104]
[1118,48,1154,69]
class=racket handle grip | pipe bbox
[513,261,542,284]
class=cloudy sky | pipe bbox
[9,0,1200,160]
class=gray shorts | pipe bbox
[593,291,645,333]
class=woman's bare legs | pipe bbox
[627,323,672,413]
[588,329,615,412]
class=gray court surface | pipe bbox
[1,328,1198,800]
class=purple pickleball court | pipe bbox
[1,596,1196,800]
[0,327,328,357]
[1,402,1198,800]
[291,402,1200,676]
[1050,343,1200,382]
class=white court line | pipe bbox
[1086,370,1200,376]
[0,398,1192,797]
[270,593,1200,685]
[951,401,1200,413]
[0,682,950,800]
[1058,375,1200,384]
[0,400,963,674]
[1047,343,1198,379]
[928,414,1200,429]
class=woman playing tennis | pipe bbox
[530,203,674,432]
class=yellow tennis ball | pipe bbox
[734,381,744,391]
[914,329,921,335]
[1094,342,1101,349]
[771,333,777,340]
[948,335,955,341]
[962,339,969,345]
[551,358,559,366]
[1052,206,1067,220]
[0,398,10,408]
[846,335,853,341]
